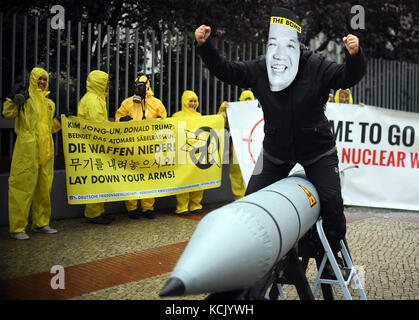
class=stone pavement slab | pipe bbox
[0,206,417,300]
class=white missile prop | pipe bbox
[160,173,320,297]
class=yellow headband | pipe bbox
[270,16,301,33]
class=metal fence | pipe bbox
[1,13,418,163]
[0,13,269,120]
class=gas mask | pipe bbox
[133,81,147,103]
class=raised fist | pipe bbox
[342,34,359,56]
[195,25,211,45]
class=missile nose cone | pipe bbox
[159,277,186,297]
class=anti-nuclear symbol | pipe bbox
[180,126,221,169]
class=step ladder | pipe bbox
[312,219,367,300]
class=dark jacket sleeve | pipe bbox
[320,47,367,90]
[196,39,257,89]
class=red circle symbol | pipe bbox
[242,118,264,164]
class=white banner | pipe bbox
[227,100,264,188]
[228,101,419,211]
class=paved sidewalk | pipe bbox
[0,205,417,300]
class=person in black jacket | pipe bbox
[194,7,366,254]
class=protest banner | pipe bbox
[228,101,419,211]
[62,115,224,204]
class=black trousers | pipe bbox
[246,150,346,253]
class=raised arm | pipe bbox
[2,83,27,118]
[194,25,257,89]
[321,34,366,90]
[195,25,212,46]
[2,98,20,119]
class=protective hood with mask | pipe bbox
[115,75,167,122]
[114,74,167,216]
[172,90,201,118]
[77,70,109,122]
[132,75,151,103]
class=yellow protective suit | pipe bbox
[334,88,354,104]
[3,67,61,234]
[172,90,204,213]
[218,90,255,200]
[77,70,109,218]
[239,90,255,102]
[115,75,167,213]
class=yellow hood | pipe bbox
[29,67,49,97]
[181,90,199,114]
[135,75,154,97]
[334,88,353,104]
[239,90,255,101]
[86,70,109,96]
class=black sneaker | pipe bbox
[103,212,116,221]
[86,214,112,225]
[128,211,141,220]
[191,209,204,214]
[322,260,350,280]
[143,210,156,219]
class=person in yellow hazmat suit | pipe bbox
[2,67,61,240]
[328,88,364,106]
[218,90,255,200]
[115,75,167,219]
[334,88,354,104]
[77,70,114,224]
[171,90,205,216]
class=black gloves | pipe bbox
[58,109,76,123]
[7,83,26,100]
[322,214,346,254]
[119,115,133,122]
[8,83,28,109]
[64,109,76,117]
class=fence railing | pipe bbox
[1,12,418,165]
